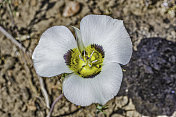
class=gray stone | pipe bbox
[122,38,176,116]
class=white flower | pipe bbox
[32,15,132,106]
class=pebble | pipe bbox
[63,1,80,17]
[22,87,30,101]
[28,101,36,111]
[4,57,16,70]
[31,0,37,6]
[93,8,102,14]
[21,105,27,112]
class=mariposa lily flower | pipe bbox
[32,15,132,106]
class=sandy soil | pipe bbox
[0,0,176,117]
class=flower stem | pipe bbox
[47,94,64,117]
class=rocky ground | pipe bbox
[0,0,176,117]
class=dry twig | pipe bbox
[0,26,50,108]
[0,26,26,52]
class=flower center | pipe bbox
[64,44,104,78]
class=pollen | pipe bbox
[64,44,104,78]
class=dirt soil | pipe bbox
[0,0,176,117]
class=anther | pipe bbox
[79,54,85,62]
[89,51,94,59]
[88,64,92,67]
[92,60,98,63]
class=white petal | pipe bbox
[32,26,77,77]
[80,15,132,65]
[63,62,122,106]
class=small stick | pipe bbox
[39,76,50,109]
[0,26,26,53]
[0,26,50,108]
[47,94,64,117]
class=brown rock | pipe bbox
[27,100,36,111]
[63,1,80,17]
